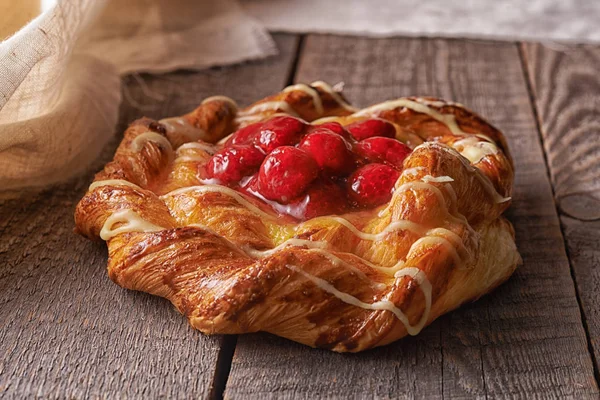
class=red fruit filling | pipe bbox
[348,163,400,208]
[311,121,350,138]
[299,131,354,175]
[256,115,307,153]
[347,118,396,141]
[207,145,265,183]
[355,137,412,168]
[226,122,262,147]
[204,115,412,220]
[282,180,347,220]
[257,146,319,203]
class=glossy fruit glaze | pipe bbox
[204,115,412,220]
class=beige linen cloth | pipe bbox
[0,0,276,190]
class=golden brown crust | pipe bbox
[74,82,521,352]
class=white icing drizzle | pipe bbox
[403,166,427,177]
[246,238,382,288]
[201,95,238,111]
[160,185,276,220]
[235,111,293,125]
[174,141,215,163]
[312,216,427,240]
[288,264,432,335]
[411,236,462,268]
[312,116,341,124]
[445,147,511,204]
[176,155,209,163]
[407,228,465,268]
[475,133,495,143]
[413,97,465,109]
[159,118,206,142]
[283,84,324,115]
[453,136,499,164]
[422,143,511,204]
[100,209,164,241]
[413,97,447,108]
[237,101,299,118]
[234,114,263,122]
[89,179,143,192]
[320,249,388,288]
[176,141,216,155]
[422,175,454,183]
[235,115,263,124]
[310,81,358,112]
[217,133,234,145]
[427,227,466,252]
[246,238,326,257]
[444,182,458,206]
[384,181,448,214]
[380,180,469,233]
[354,98,466,136]
[131,131,173,153]
[186,223,250,256]
[478,177,511,204]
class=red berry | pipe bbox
[256,115,307,153]
[226,122,263,147]
[310,122,350,138]
[347,163,400,208]
[207,145,265,183]
[299,132,354,176]
[347,118,396,141]
[287,180,347,220]
[355,137,412,168]
[258,147,318,203]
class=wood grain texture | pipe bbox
[521,43,600,222]
[523,42,600,375]
[0,34,298,399]
[225,35,599,399]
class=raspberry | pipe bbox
[207,145,265,183]
[257,146,318,203]
[310,122,350,139]
[298,131,354,176]
[347,118,396,141]
[347,163,400,208]
[226,122,263,147]
[287,180,347,220]
[355,137,412,168]
[256,115,307,153]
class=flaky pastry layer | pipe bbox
[75,81,521,352]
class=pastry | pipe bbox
[74,81,521,352]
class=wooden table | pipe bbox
[1,34,599,399]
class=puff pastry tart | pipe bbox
[75,81,521,352]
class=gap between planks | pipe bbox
[210,335,238,400]
[517,41,600,387]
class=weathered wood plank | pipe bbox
[522,42,600,374]
[225,35,598,399]
[0,34,298,399]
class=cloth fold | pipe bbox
[0,0,277,190]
